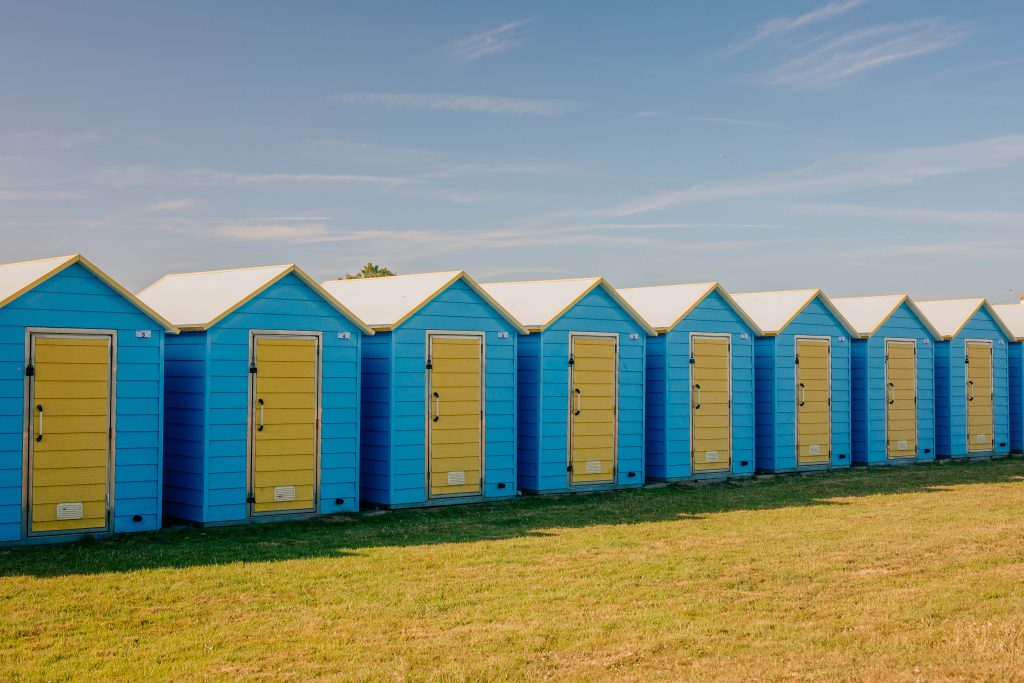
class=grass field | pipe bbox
[2,459,1024,681]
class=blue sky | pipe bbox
[2,1,1024,300]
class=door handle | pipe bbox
[888,382,896,405]
[967,380,974,402]
[573,388,581,416]
[35,404,43,442]
[432,392,440,422]
[257,398,265,431]
[694,384,701,410]
[798,383,806,407]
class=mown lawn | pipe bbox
[2,459,1024,682]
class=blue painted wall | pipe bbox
[516,286,646,493]
[0,263,165,542]
[161,273,363,523]
[933,308,1010,458]
[849,303,936,465]
[359,278,518,507]
[753,296,852,473]
[1009,342,1024,453]
[645,289,756,481]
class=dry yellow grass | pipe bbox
[2,458,1024,681]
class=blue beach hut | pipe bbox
[0,254,177,544]
[480,278,654,493]
[831,295,941,466]
[138,264,371,524]
[730,290,857,473]
[991,304,1024,453]
[320,272,527,509]
[618,282,762,481]
[916,299,1012,459]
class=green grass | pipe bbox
[3,459,1024,681]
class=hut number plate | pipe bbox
[274,486,296,502]
[337,331,351,340]
[585,461,602,474]
[705,451,719,463]
[447,471,465,486]
[135,330,152,339]
[56,502,84,520]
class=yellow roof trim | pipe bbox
[0,254,179,333]
[525,278,656,335]
[762,289,859,337]
[656,283,765,336]
[384,271,530,335]
[948,299,1013,341]
[873,296,944,341]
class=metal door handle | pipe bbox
[968,380,974,401]
[35,404,43,442]
[888,382,896,405]
[574,388,581,416]
[798,383,806,407]
[432,392,440,422]
[257,398,265,431]
[694,384,701,410]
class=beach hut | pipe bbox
[917,299,1012,459]
[480,278,653,493]
[991,304,1024,453]
[0,255,176,544]
[831,295,941,465]
[320,272,527,508]
[138,264,371,524]
[730,290,857,473]
[617,283,761,481]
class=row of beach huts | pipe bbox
[2,253,1022,544]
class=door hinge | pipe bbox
[795,355,800,365]
[567,463,573,472]
[426,361,432,370]
[689,355,695,365]
[568,356,574,367]
[24,364,34,377]
[246,494,255,504]
[249,362,257,374]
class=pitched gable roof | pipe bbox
[138,264,372,334]
[617,282,762,334]
[0,254,177,332]
[480,277,655,334]
[991,304,1024,342]
[916,298,1013,340]
[320,271,528,334]
[730,289,857,337]
[830,295,941,340]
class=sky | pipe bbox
[1,1,1024,301]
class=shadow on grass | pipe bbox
[1,458,1021,577]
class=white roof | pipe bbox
[992,304,1024,341]
[731,289,856,336]
[138,264,371,333]
[915,298,987,339]
[480,278,654,334]
[830,295,941,339]
[0,254,177,332]
[320,271,527,333]
[617,282,761,334]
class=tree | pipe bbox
[343,263,395,279]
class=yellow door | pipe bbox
[251,336,318,514]
[691,335,731,473]
[29,335,111,534]
[570,335,616,485]
[966,340,994,453]
[428,336,482,497]
[796,338,831,466]
[885,340,917,459]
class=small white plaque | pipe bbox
[447,471,466,486]
[897,440,909,451]
[497,331,510,339]
[629,333,640,340]
[976,434,987,444]
[585,460,602,474]
[273,486,296,502]
[56,502,84,520]
[135,329,152,340]
[740,333,749,340]
[838,336,847,343]
[808,444,821,457]
[705,450,719,463]
[337,331,351,340]
[923,339,930,345]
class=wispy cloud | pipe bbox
[763,18,968,88]
[449,18,534,62]
[0,188,84,200]
[576,135,1024,218]
[421,160,584,179]
[690,116,773,127]
[723,0,866,55]
[97,167,420,189]
[216,223,334,241]
[146,198,198,211]
[331,92,572,116]
[789,202,1024,230]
